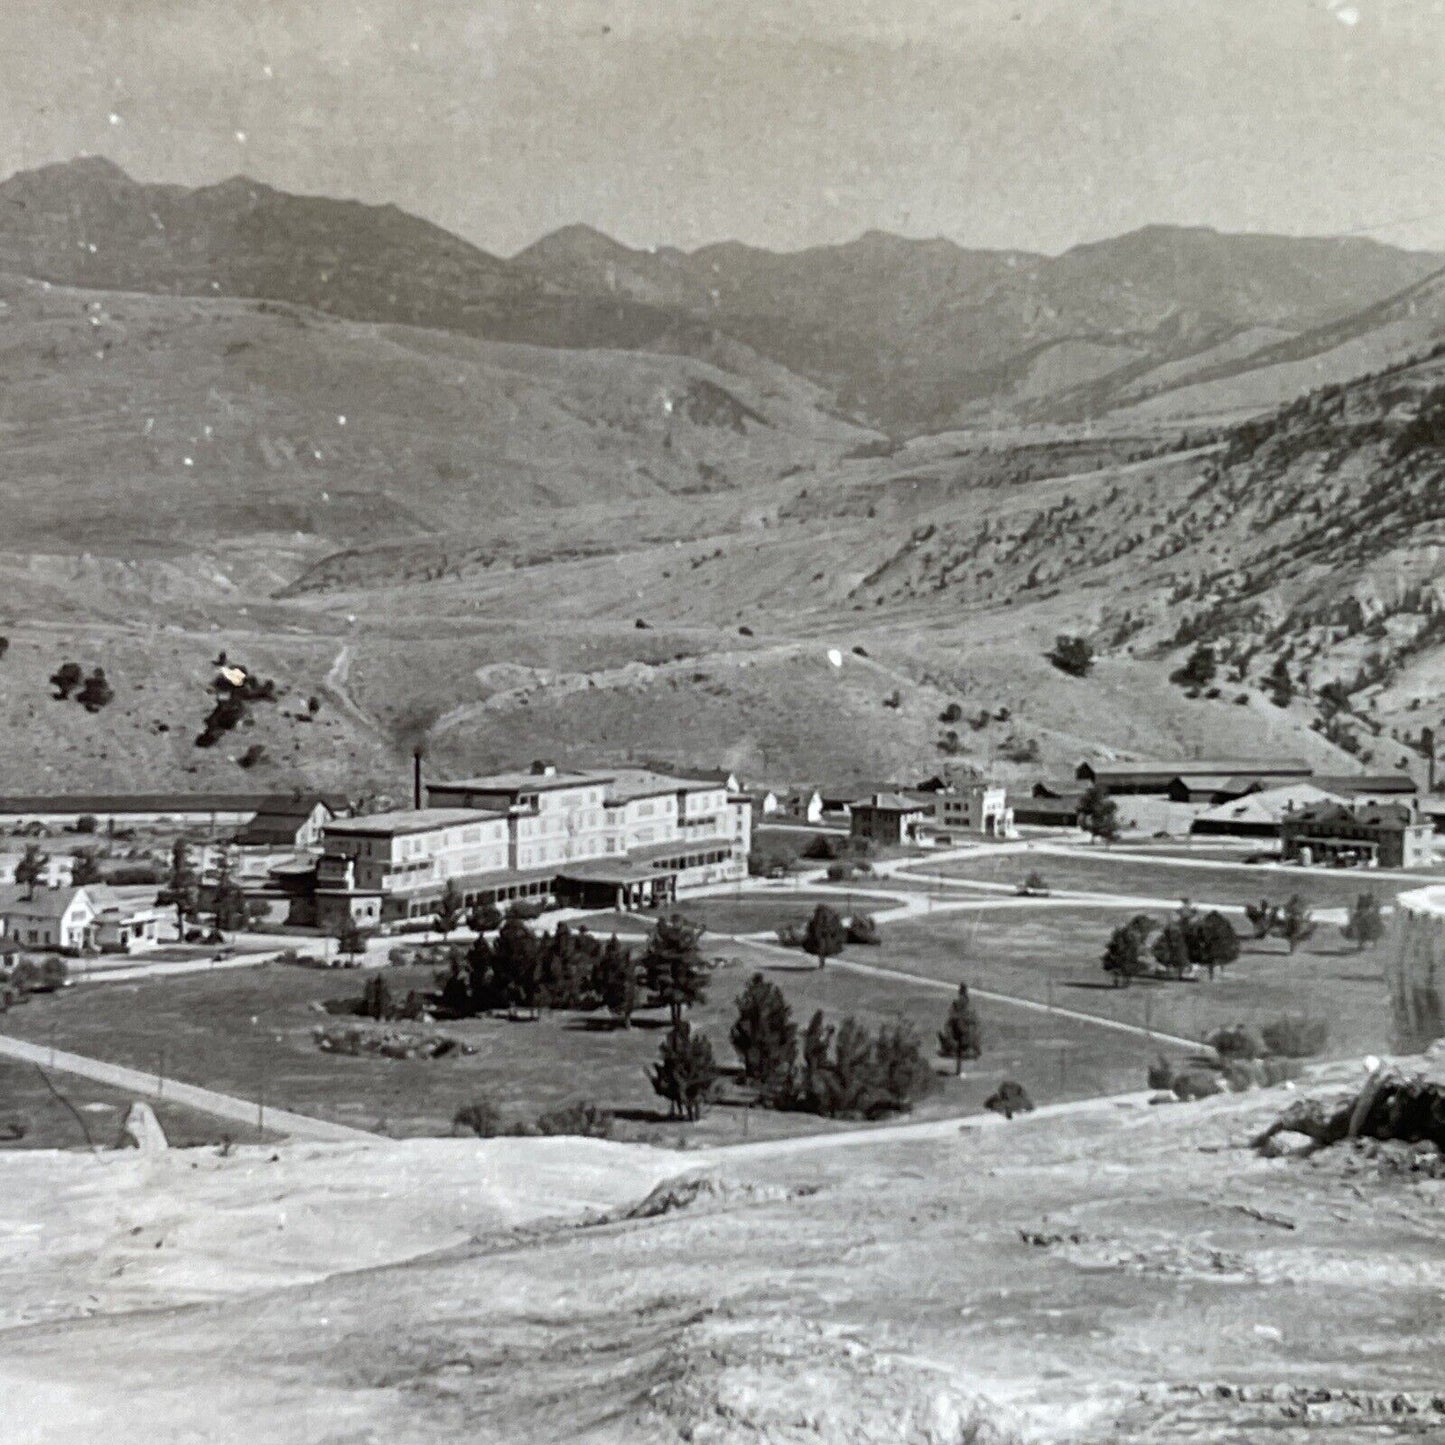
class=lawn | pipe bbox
[909,848,1437,913]
[867,903,1395,1063]
[576,888,897,940]
[0,1056,271,1150]
[0,936,1172,1149]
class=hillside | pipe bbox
[0,272,873,554]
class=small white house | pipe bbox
[0,884,162,954]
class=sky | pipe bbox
[1,0,1443,257]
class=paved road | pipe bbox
[0,1031,375,1143]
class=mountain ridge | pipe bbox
[5,156,1443,433]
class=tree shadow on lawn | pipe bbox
[562,1015,672,1032]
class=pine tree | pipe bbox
[70,847,104,887]
[1279,894,1315,954]
[493,918,542,1018]
[874,1021,934,1110]
[729,973,797,1095]
[1193,910,1241,978]
[335,914,367,962]
[802,903,847,970]
[1342,891,1384,951]
[1076,785,1120,844]
[465,933,499,1014]
[434,879,464,941]
[1102,921,1148,986]
[595,935,639,1027]
[643,914,709,1024]
[1151,920,1192,978]
[649,1022,718,1121]
[211,846,247,934]
[15,844,49,900]
[156,839,198,933]
[361,972,393,1021]
[937,983,982,1072]
[1245,899,1280,940]
[467,900,502,934]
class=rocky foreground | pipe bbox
[3,1057,1444,1443]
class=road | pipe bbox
[0,1031,375,1143]
[703,1086,1162,1161]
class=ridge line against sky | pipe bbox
[1,0,1442,256]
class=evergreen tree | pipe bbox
[1193,910,1241,978]
[466,933,500,1014]
[361,972,393,1021]
[466,900,502,935]
[594,935,639,1027]
[1151,920,1192,977]
[77,667,114,712]
[729,973,797,1096]
[493,918,542,1018]
[937,983,982,1072]
[14,844,49,900]
[649,1022,718,1121]
[802,903,847,970]
[1076,785,1120,844]
[211,846,247,934]
[434,879,464,941]
[438,957,472,1017]
[70,847,104,887]
[49,661,83,699]
[1342,891,1384,951]
[334,914,367,962]
[156,839,199,932]
[1245,899,1280,939]
[1102,920,1149,986]
[642,914,710,1024]
[874,1021,934,1111]
[1279,894,1315,953]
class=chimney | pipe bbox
[530,760,557,777]
[413,749,424,810]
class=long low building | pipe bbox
[1075,758,1313,796]
[0,793,269,831]
[301,762,752,929]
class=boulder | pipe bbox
[1258,1129,1315,1159]
[120,1101,169,1153]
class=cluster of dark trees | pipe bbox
[49,661,114,711]
[196,654,278,748]
[1245,894,1319,953]
[1101,902,1241,985]
[1049,634,1094,677]
[722,972,966,1120]
[776,903,877,964]
[429,913,707,1029]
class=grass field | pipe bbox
[0,939,1170,1148]
[866,904,1394,1062]
[0,1056,270,1150]
[909,848,1438,913]
[577,888,896,940]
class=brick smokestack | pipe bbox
[413,748,424,810]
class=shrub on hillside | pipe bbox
[1260,1016,1330,1058]
[1208,1024,1264,1060]
[453,1098,505,1138]
[984,1080,1035,1118]
[534,1100,613,1138]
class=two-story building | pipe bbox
[936,782,1012,838]
[1279,801,1433,870]
[0,884,162,954]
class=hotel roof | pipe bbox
[429,769,612,796]
[324,808,504,838]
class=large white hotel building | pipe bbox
[305,763,750,928]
